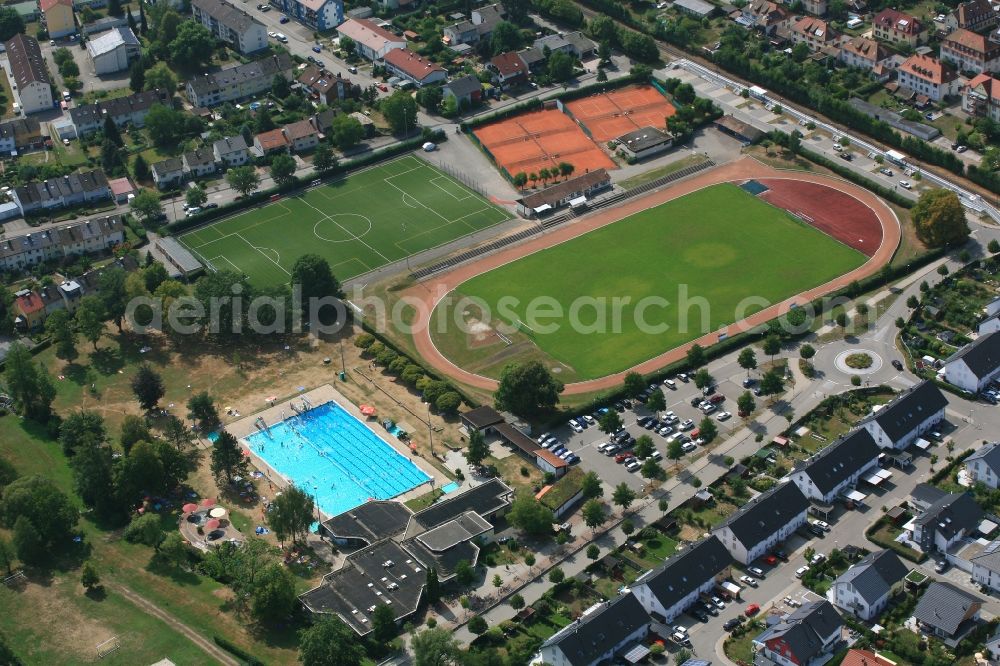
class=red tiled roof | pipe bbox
[336,18,404,52]
[792,16,837,41]
[491,51,527,77]
[873,8,922,35]
[383,48,445,82]
[283,119,318,141]
[40,0,72,12]
[536,449,569,468]
[840,650,897,666]
[255,128,288,150]
[943,28,997,55]
[841,36,888,62]
[108,177,135,196]
[16,292,44,315]
[967,72,1000,102]
[900,54,957,85]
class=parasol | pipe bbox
[200,498,216,507]
[360,404,376,416]
[209,507,227,518]
[182,503,198,513]
[205,518,221,530]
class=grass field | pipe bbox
[433,183,866,380]
[180,155,511,286]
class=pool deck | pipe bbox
[227,383,447,520]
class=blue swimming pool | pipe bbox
[245,401,431,517]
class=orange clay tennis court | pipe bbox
[566,85,677,142]
[473,108,615,178]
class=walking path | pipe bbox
[404,157,901,395]
[113,584,238,666]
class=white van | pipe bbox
[663,378,676,389]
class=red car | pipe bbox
[377,83,389,92]
[745,604,760,616]
[762,555,778,566]
[614,452,632,464]
[709,394,725,404]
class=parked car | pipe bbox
[899,180,912,189]
[717,411,732,421]
[839,152,852,161]
[702,601,719,616]
[935,560,949,573]
[677,373,689,382]
[711,596,725,610]
[795,566,809,578]
[742,377,755,388]
[772,550,788,562]
[745,603,760,616]
[614,452,632,464]
[625,460,641,472]
[312,45,322,53]
[537,433,551,444]
[680,419,695,431]
[880,167,893,177]
[681,442,697,453]
[692,609,709,622]
[582,415,596,426]
[811,553,826,565]
[783,596,801,608]
[723,618,741,631]
[748,566,765,578]
[568,419,584,433]
[204,203,218,210]
[690,396,702,407]
[280,14,290,22]
[740,575,758,587]
[807,523,825,537]
[709,394,725,404]
[812,520,831,532]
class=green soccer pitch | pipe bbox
[433,183,867,381]
[178,155,511,286]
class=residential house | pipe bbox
[6,35,53,114]
[69,89,170,136]
[941,28,1000,73]
[789,429,880,503]
[350,111,374,137]
[840,651,897,666]
[12,290,46,330]
[536,594,650,666]
[911,490,983,553]
[442,3,504,46]
[517,46,546,73]
[533,31,596,59]
[151,158,184,189]
[283,119,319,152]
[963,72,1000,120]
[12,1,38,24]
[213,135,250,167]
[0,215,124,274]
[857,380,947,450]
[0,118,44,154]
[442,75,483,106]
[488,51,529,89]
[873,9,924,46]
[790,17,839,51]
[913,581,982,644]
[185,53,294,107]
[336,18,405,61]
[271,0,343,31]
[946,0,998,34]
[800,0,828,16]
[967,441,1000,488]
[382,49,447,87]
[970,539,1000,593]
[632,536,732,622]
[839,36,891,74]
[753,600,844,666]
[897,54,960,101]
[735,0,789,35]
[87,27,141,75]
[253,128,289,156]
[108,177,135,203]
[310,108,338,136]
[40,0,75,38]
[12,170,111,215]
[298,66,355,105]
[191,0,268,55]
[516,169,611,218]
[944,330,1000,392]
[987,629,1000,664]
[183,149,217,179]
[827,550,908,621]
[711,482,809,564]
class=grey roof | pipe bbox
[155,237,202,274]
[534,31,595,54]
[971,539,1000,574]
[967,441,1000,476]
[192,0,263,34]
[616,126,672,151]
[795,429,880,496]
[715,481,808,548]
[152,158,183,175]
[70,90,169,127]
[401,532,479,578]
[913,491,983,541]
[461,405,504,429]
[913,581,982,635]
[947,331,1000,379]
[910,482,948,509]
[444,74,482,97]
[519,169,611,209]
[634,536,732,610]
[14,170,109,206]
[321,500,412,544]
[541,593,649,666]
[183,148,215,168]
[415,511,491,552]
[86,26,139,57]
[518,46,545,65]
[213,135,249,155]
[187,53,294,96]
[673,0,717,15]
[834,550,908,604]
[407,478,512,537]
[857,380,947,444]
[755,600,843,662]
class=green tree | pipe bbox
[762,334,781,362]
[80,560,101,590]
[290,254,341,320]
[425,567,441,604]
[416,85,443,111]
[586,544,600,560]
[268,486,315,545]
[103,115,123,146]
[168,21,215,69]
[130,189,164,224]
[737,391,756,417]
[131,364,164,411]
[226,166,260,197]
[667,439,684,463]
[455,559,475,586]
[548,567,565,584]
[129,60,145,92]
[270,154,297,185]
[45,309,78,362]
[272,73,291,99]
[210,430,249,485]
[382,90,418,134]
[760,369,784,397]
[412,627,459,666]
[98,267,129,331]
[144,62,178,93]
[800,344,816,360]
[582,499,606,532]
[255,107,277,133]
[75,296,105,350]
[693,368,713,389]
[989,238,1000,254]
[3,343,56,422]
[612,482,636,511]
[329,114,365,150]
[623,371,645,398]
[490,20,521,55]
[11,516,43,565]
[467,615,488,635]
[633,435,654,459]
[698,417,718,443]
[646,389,666,412]
[494,361,563,417]
[186,391,220,432]
[145,104,187,148]
[738,347,757,378]
[313,143,336,172]
[133,153,151,182]
[157,531,189,569]
[581,471,603,498]
[185,185,208,209]
[512,172,528,190]
[912,189,970,247]
[298,617,366,666]
[548,50,575,82]
[0,6,25,41]
[107,0,123,16]
[0,535,14,575]
[598,409,623,434]
[507,494,554,535]
[251,563,297,624]
[465,429,490,467]
[0,476,78,549]
[70,438,118,521]
[641,458,663,480]
[371,603,398,643]
[59,411,107,456]
[686,343,705,368]
[119,414,150,454]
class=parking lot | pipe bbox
[544,373,748,492]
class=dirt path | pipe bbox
[404,157,901,395]
[112,584,240,666]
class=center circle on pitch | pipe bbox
[313,214,373,243]
[681,242,738,268]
